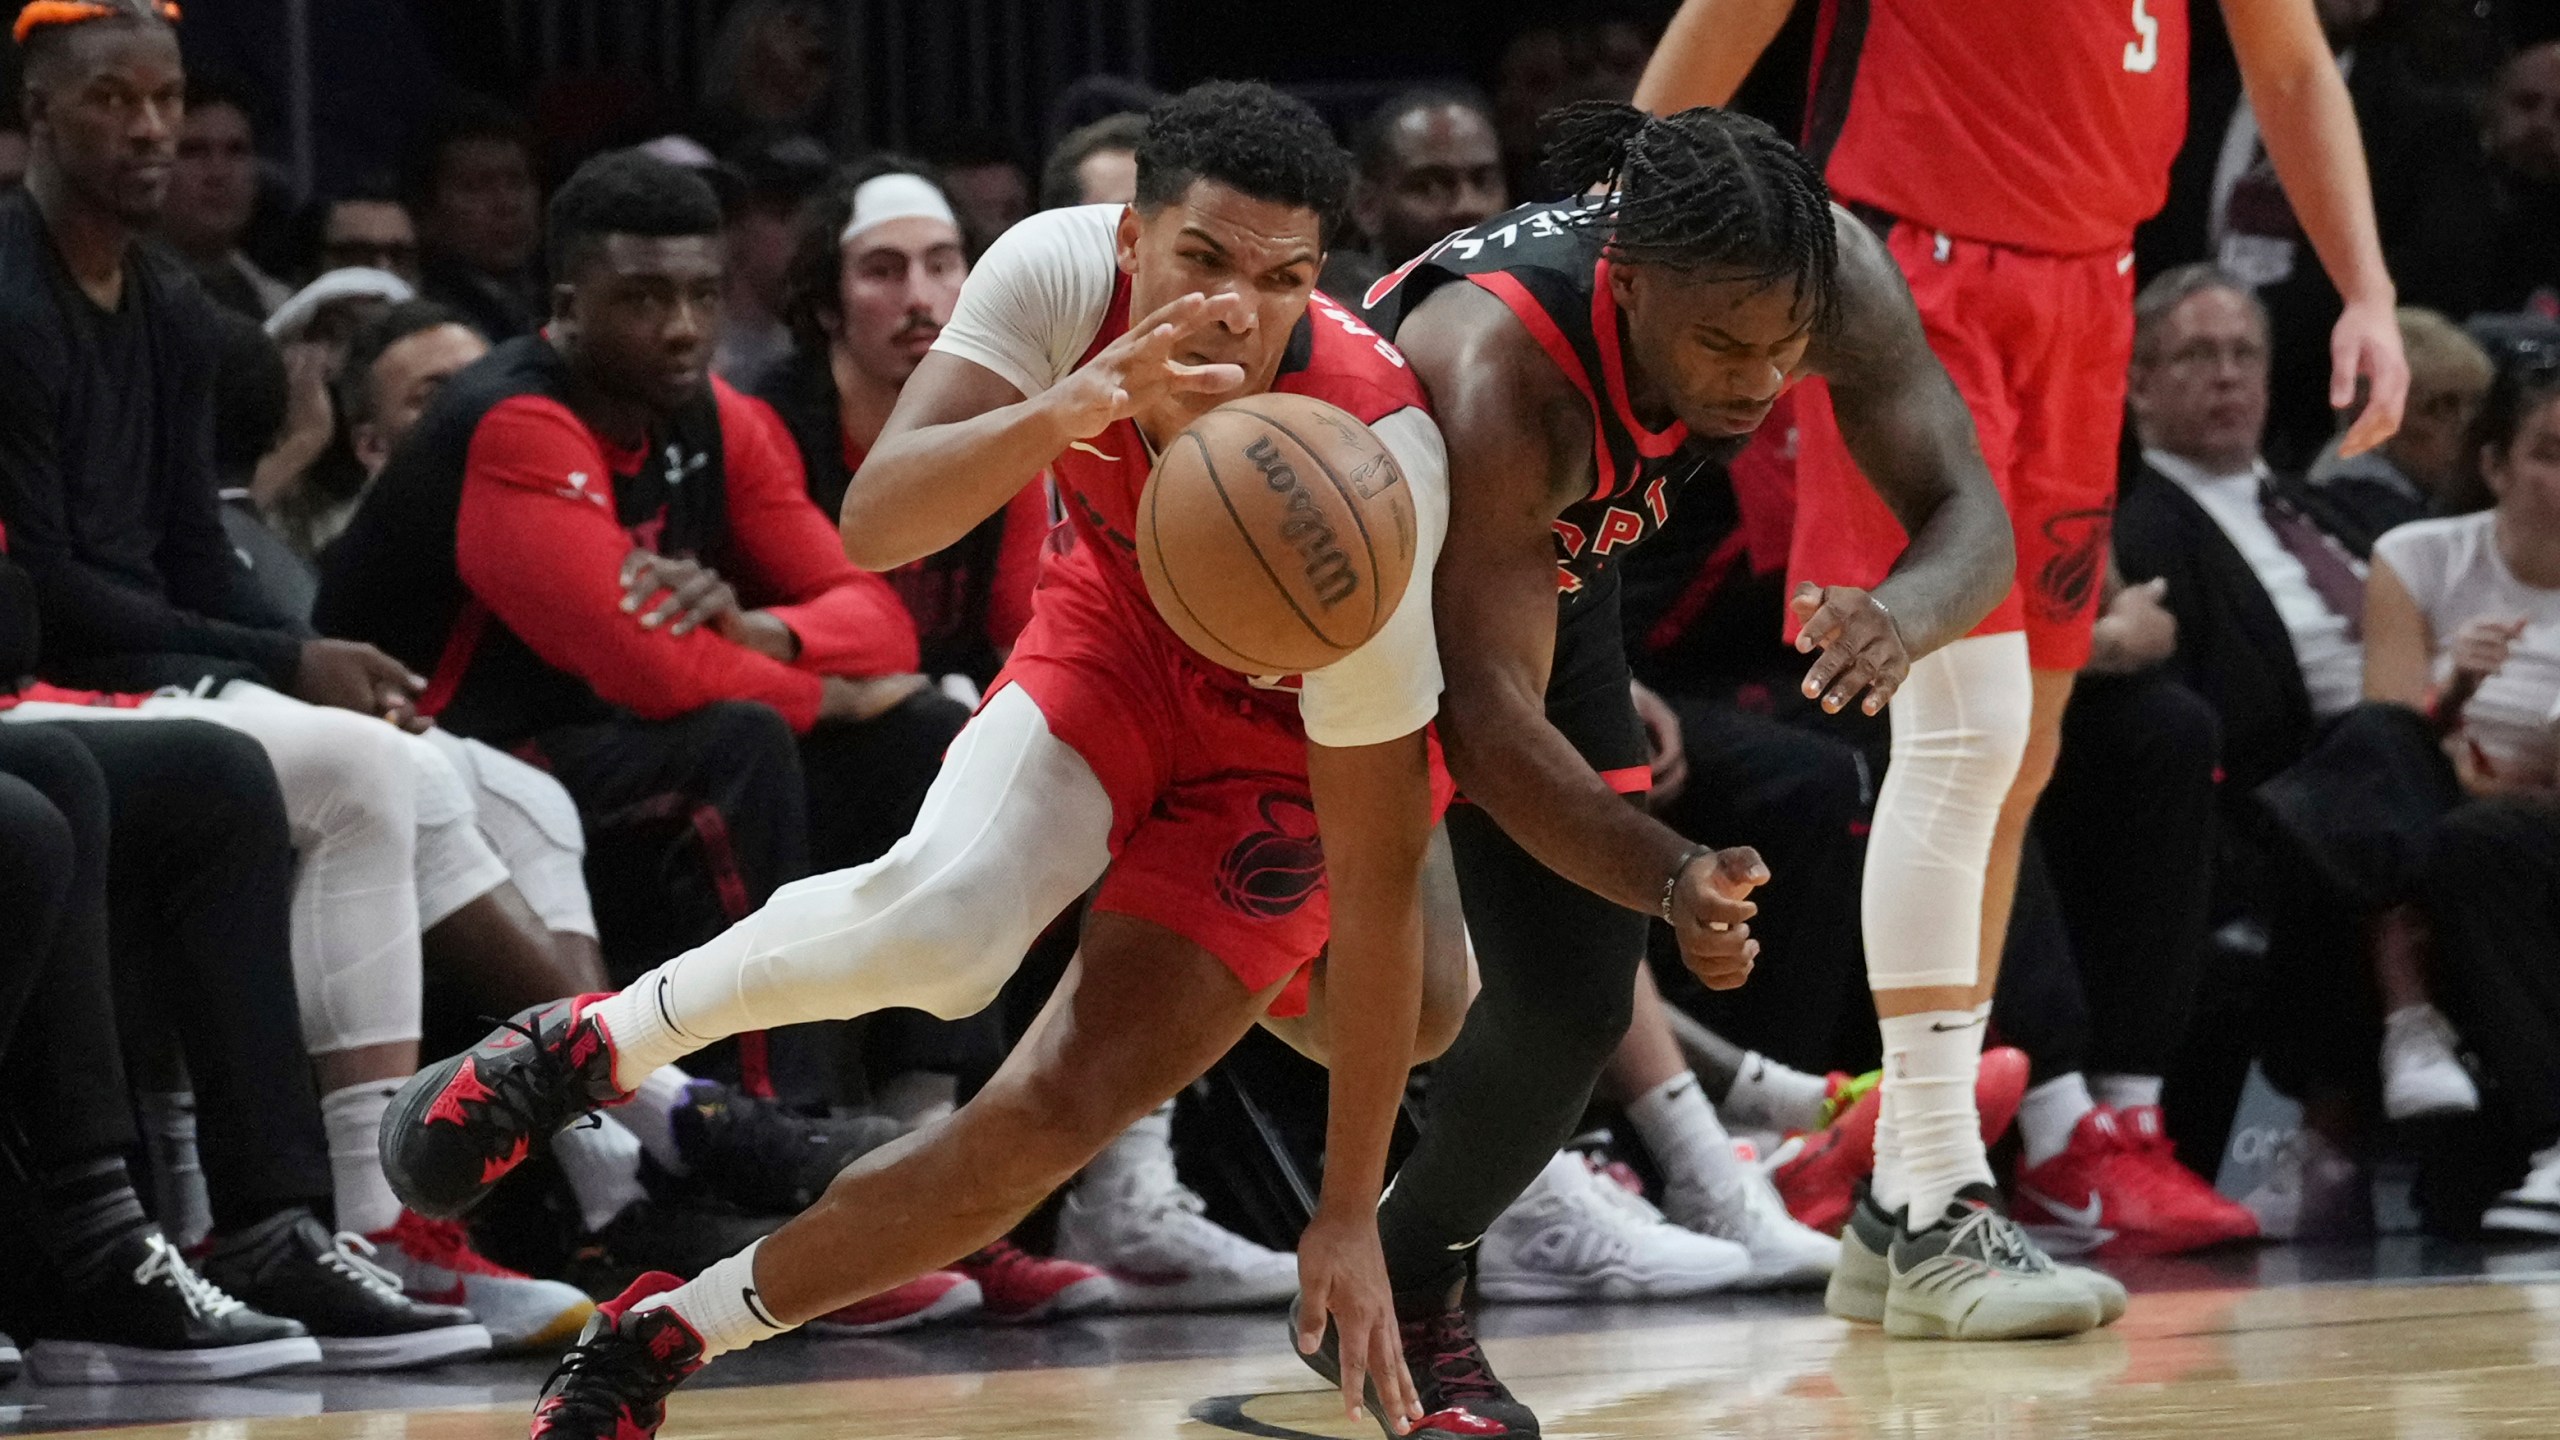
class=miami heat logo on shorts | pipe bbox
[2032,508,2114,624]
[1215,793,1325,920]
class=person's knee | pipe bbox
[763,845,1029,1021]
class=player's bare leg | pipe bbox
[1266,826,1474,1068]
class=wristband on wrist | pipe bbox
[1661,844,1713,924]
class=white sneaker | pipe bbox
[1478,1152,1752,1303]
[1661,1159,1838,1289]
[368,1211,593,1352]
[2381,1006,2480,1121]
[2483,1151,2560,1238]
[1053,1158,1298,1312]
[2241,1129,2367,1242]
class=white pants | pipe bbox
[417,726,596,940]
[638,685,1115,1049]
[4,686,515,1053]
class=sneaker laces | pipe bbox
[1406,1308,1505,1407]
[133,1234,249,1320]
[1943,1205,2054,1275]
[540,1323,682,1431]
[476,1009,607,1143]
[321,1231,409,1299]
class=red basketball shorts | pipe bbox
[989,558,1453,1018]
[1789,221,2136,671]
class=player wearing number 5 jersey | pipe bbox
[1639,0,2407,1334]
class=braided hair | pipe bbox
[1541,101,1840,330]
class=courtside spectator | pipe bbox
[160,73,286,319]
[308,183,421,286]
[407,96,543,340]
[695,0,833,151]
[1038,112,1143,211]
[716,133,832,382]
[2387,41,2560,322]
[758,157,1042,688]
[925,129,1032,256]
[2310,309,2498,540]
[1490,15,1652,199]
[2371,360,2560,1234]
[1350,88,1506,268]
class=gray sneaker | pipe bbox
[1830,1187,2126,1330]
[1884,1184,2101,1340]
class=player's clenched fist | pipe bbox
[1040,292,1248,440]
[1668,845,1768,990]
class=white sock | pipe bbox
[618,1067,697,1177]
[635,1240,791,1359]
[137,1091,212,1250]
[2091,1073,2164,1112]
[2018,1073,2098,1168]
[1081,1101,1173,1195]
[1627,1073,1747,1194]
[592,982,708,1091]
[553,1118,649,1232]
[320,1080,406,1236]
[875,1071,959,1133]
[1721,1051,1831,1134]
[1877,1006,1994,1223]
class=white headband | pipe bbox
[840,173,959,247]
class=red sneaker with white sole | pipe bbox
[2014,1106,2259,1257]
[806,1271,983,1336]
[951,1241,1115,1323]
[1772,1046,2030,1235]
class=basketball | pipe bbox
[1136,392,1418,676]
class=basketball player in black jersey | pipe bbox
[1302,104,2019,1439]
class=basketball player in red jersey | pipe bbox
[378,83,1765,1440]
[1637,0,2408,1335]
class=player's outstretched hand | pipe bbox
[1296,1206,1422,1436]
[1043,292,1249,440]
[1791,583,1909,716]
[1669,846,1767,991]
[2331,296,2409,461]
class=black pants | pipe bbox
[1379,592,1652,1297]
[2420,794,2560,1157]
[0,724,131,1173]
[73,720,330,1223]
[1993,670,2220,1081]
[537,693,972,1099]
[1646,694,1876,1073]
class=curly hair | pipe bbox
[546,148,724,280]
[1134,80,1352,247]
[1541,101,1839,329]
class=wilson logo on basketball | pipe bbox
[1215,794,1326,919]
[1244,434,1360,608]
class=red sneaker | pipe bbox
[1771,1045,2030,1235]
[2013,1106,2259,1258]
[806,1271,984,1336]
[951,1240,1116,1323]
[529,1273,702,1439]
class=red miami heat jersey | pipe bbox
[1808,0,2190,254]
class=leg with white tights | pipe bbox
[591,684,1116,1089]
[1860,632,2034,1223]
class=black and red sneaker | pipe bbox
[529,1273,705,1440]
[381,994,629,1220]
[1294,1284,1541,1439]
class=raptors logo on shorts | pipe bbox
[1215,793,1326,920]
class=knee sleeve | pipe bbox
[427,730,597,939]
[658,685,1113,1040]
[1862,632,2033,992]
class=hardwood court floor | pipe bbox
[12,1243,2560,1439]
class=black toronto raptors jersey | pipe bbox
[1363,201,1737,615]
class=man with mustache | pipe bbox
[753,157,1049,692]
